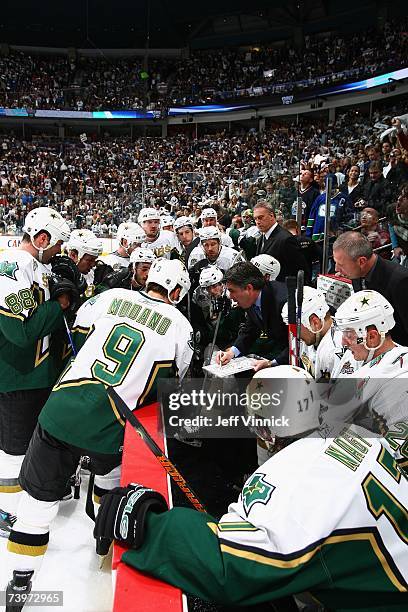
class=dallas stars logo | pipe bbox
[360,296,370,307]
[0,261,19,281]
[241,473,275,516]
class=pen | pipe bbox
[218,351,224,369]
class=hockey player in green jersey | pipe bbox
[95,365,408,611]
[3,259,193,608]
[0,207,72,535]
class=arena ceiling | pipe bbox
[0,0,405,50]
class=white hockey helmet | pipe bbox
[174,216,194,232]
[160,215,174,229]
[129,247,156,266]
[199,266,224,288]
[138,207,160,224]
[67,229,103,259]
[334,290,395,339]
[281,286,329,333]
[146,259,191,304]
[23,207,71,248]
[199,226,221,242]
[251,255,281,280]
[200,207,217,220]
[117,222,145,244]
[246,365,317,439]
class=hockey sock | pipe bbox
[6,492,60,575]
[0,451,24,493]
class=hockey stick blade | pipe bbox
[106,386,207,514]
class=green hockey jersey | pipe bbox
[0,248,65,392]
[123,424,408,610]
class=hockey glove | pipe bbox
[49,274,81,314]
[92,261,114,286]
[94,484,168,550]
[100,267,132,290]
[49,255,87,295]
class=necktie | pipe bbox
[260,234,266,252]
[252,304,263,325]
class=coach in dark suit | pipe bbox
[217,262,288,369]
[333,231,408,345]
[253,201,309,281]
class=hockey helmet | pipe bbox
[160,215,174,229]
[138,207,160,224]
[334,290,395,340]
[246,365,317,439]
[146,259,191,304]
[129,247,156,266]
[251,255,281,280]
[199,266,224,288]
[23,207,71,248]
[174,216,194,232]
[281,286,330,332]
[67,229,103,259]
[199,226,221,242]
[200,208,217,220]
[117,222,145,244]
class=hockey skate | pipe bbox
[0,508,16,537]
[5,570,34,612]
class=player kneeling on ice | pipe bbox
[3,259,193,610]
[94,365,408,610]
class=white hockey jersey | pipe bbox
[101,251,131,271]
[188,245,244,272]
[300,325,345,379]
[62,287,193,399]
[123,423,408,609]
[0,248,64,391]
[142,230,179,259]
[221,426,408,605]
[328,345,408,430]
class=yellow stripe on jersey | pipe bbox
[219,531,406,592]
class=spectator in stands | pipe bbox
[359,207,391,258]
[361,160,393,215]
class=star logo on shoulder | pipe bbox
[242,473,275,516]
[0,261,19,280]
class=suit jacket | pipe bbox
[256,224,310,282]
[352,256,408,345]
[233,281,289,364]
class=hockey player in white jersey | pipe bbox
[329,289,408,431]
[3,259,193,608]
[281,285,347,380]
[66,228,103,295]
[188,227,244,277]
[129,247,156,291]
[138,207,178,259]
[94,364,408,610]
[0,207,72,536]
[200,207,234,247]
[102,222,145,271]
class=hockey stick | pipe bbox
[286,276,298,366]
[106,386,208,514]
[296,270,304,367]
[62,316,208,513]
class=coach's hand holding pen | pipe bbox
[215,348,234,367]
